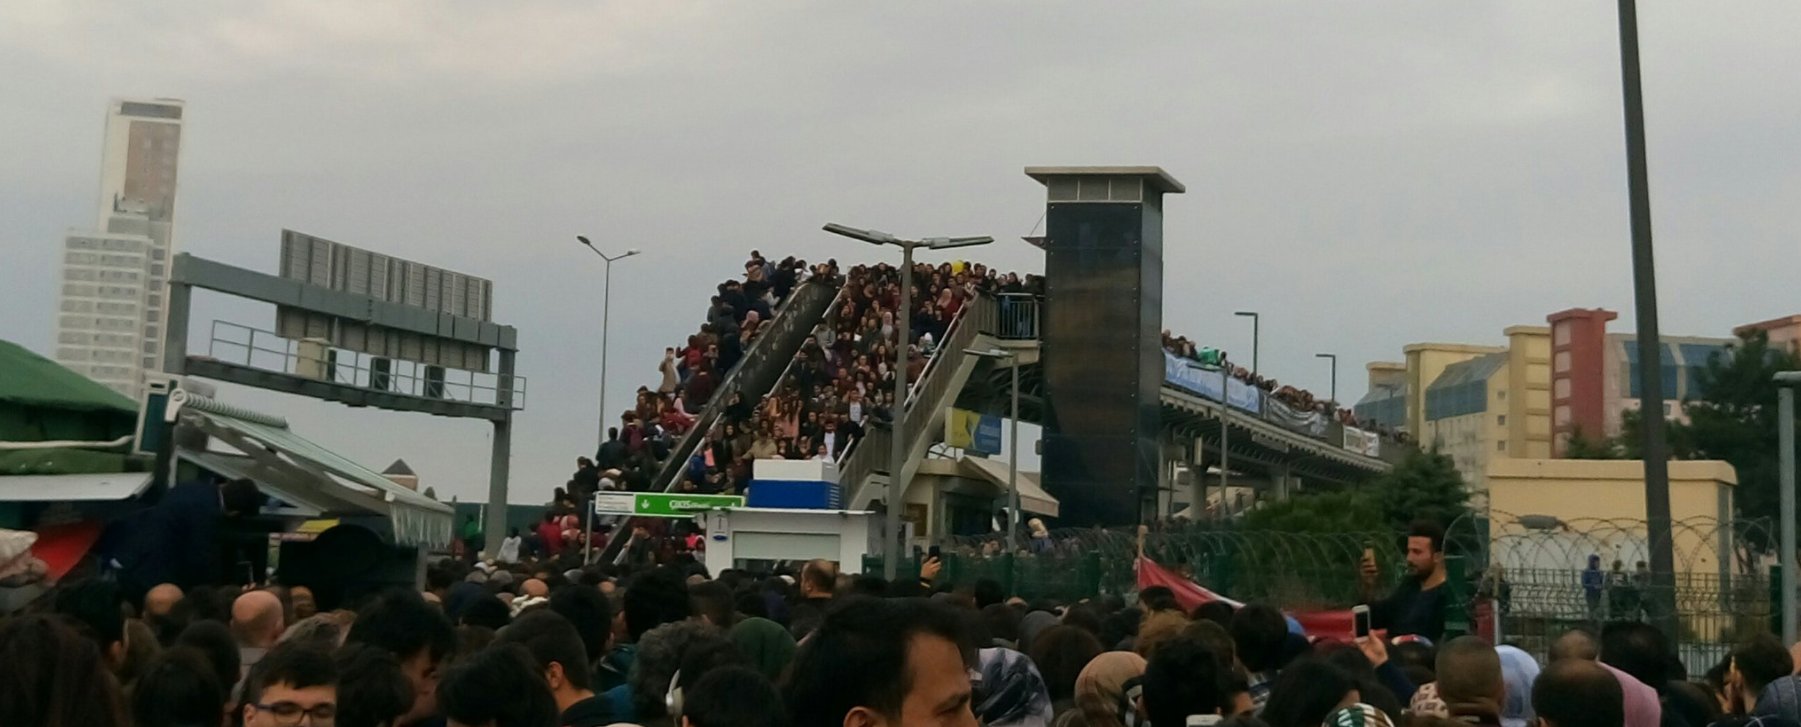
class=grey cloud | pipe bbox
[3,1,1798,501]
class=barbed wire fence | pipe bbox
[871,512,1777,676]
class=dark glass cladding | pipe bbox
[119,102,182,120]
[1041,201,1164,527]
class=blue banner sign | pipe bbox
[1163,352,1263,415]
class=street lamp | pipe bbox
[576,237,641,453]
[1234,311,1260,376]
[1775,371,1801,644]
[1315,353,1339,406]
[824,222,993,580]
[967,347,1020,556]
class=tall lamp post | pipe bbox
[823,223,993,580]
[1235,311,1260,376]
[1316,353,1339,406]
[576,237,640,454]
[1616,0,1678,637]
[967,348,1020,555]
[1776,371,1801,644]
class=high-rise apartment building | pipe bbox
[54,97,184,398]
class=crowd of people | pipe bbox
[580,254,1043,501]
[468,253,1052,565]
[572,252,831,500]
[12,522,1801,727]
[1160,332,1410,443]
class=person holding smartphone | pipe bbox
[1358,520,1449,642]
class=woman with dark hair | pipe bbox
[1030,625,1105,719]
[131,647,225,727]
[174,619,241,698]
[336,644,415,727]
[1261,659,1361,727]
[0,614,128,727]
[437,643,558,727]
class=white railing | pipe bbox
[201,320,526,409]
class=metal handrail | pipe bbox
[593,277,844,565]
[994,293,1039,340]
[201,320,527,409]
[838,295,994,505]
[646,277,844,493]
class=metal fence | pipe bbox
[866,513,1776,676]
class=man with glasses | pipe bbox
[241,642,338,726]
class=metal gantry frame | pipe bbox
[163,253,522,555]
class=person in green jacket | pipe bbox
[460,515,483,563]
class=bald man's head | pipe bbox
[800,559,838,599]
[1436,635,1504,708]
[1535,659,1624,727]
[231,590,285,649]
[522,579,549,599]
[1550,629,1599,662]
[144,583,184,619]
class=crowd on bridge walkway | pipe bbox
[1161,331,1412,444]
[516,252,1045,561]
[11,512,1800,727]
[560,252,1044,508]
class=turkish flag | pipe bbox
[1135,556,1355,640]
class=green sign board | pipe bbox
[592,492,744,518]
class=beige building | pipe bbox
[1486,458,1736,574]
[1737,314,1801,356]
[1357,327,1552,491]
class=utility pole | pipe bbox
[1615,0,1678,636]
[1776,372,1800,644]
[824,223,994,580]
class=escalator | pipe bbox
[593,276,843,565]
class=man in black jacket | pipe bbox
[596,428,628,472]
[117,477,264,603]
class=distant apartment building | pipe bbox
[1355,308,1765,490]
[1547,307,1732,451]
[54,98,185,398]
[1356,328,1552,491]
[1735,314,1801,357]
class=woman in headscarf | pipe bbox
[729,617,797,682]
[1073,651,1147,727]
[1031,626,1104,722]
[976,647,1055,727]
[1325,703,1397,727]
[1495,645,1541,727]
[740,309,762,345]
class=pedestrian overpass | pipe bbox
[836,293,1405,527]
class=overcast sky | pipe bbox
[4,2,1798,504]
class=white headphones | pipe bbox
[665,669,685,717]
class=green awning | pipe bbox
[0,340,135,414]
[179,395,452,549]
[0,339,137,447]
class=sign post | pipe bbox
[593,492,745,518]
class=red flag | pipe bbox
[1136,555,1242,610]
[1136,556,1356,640]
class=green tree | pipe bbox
[1242,489,1380,534]
[1673,331,1799,551]
[1563,426,1623,459]
[1242,448,1469,535]
[1369,448,1471,533]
